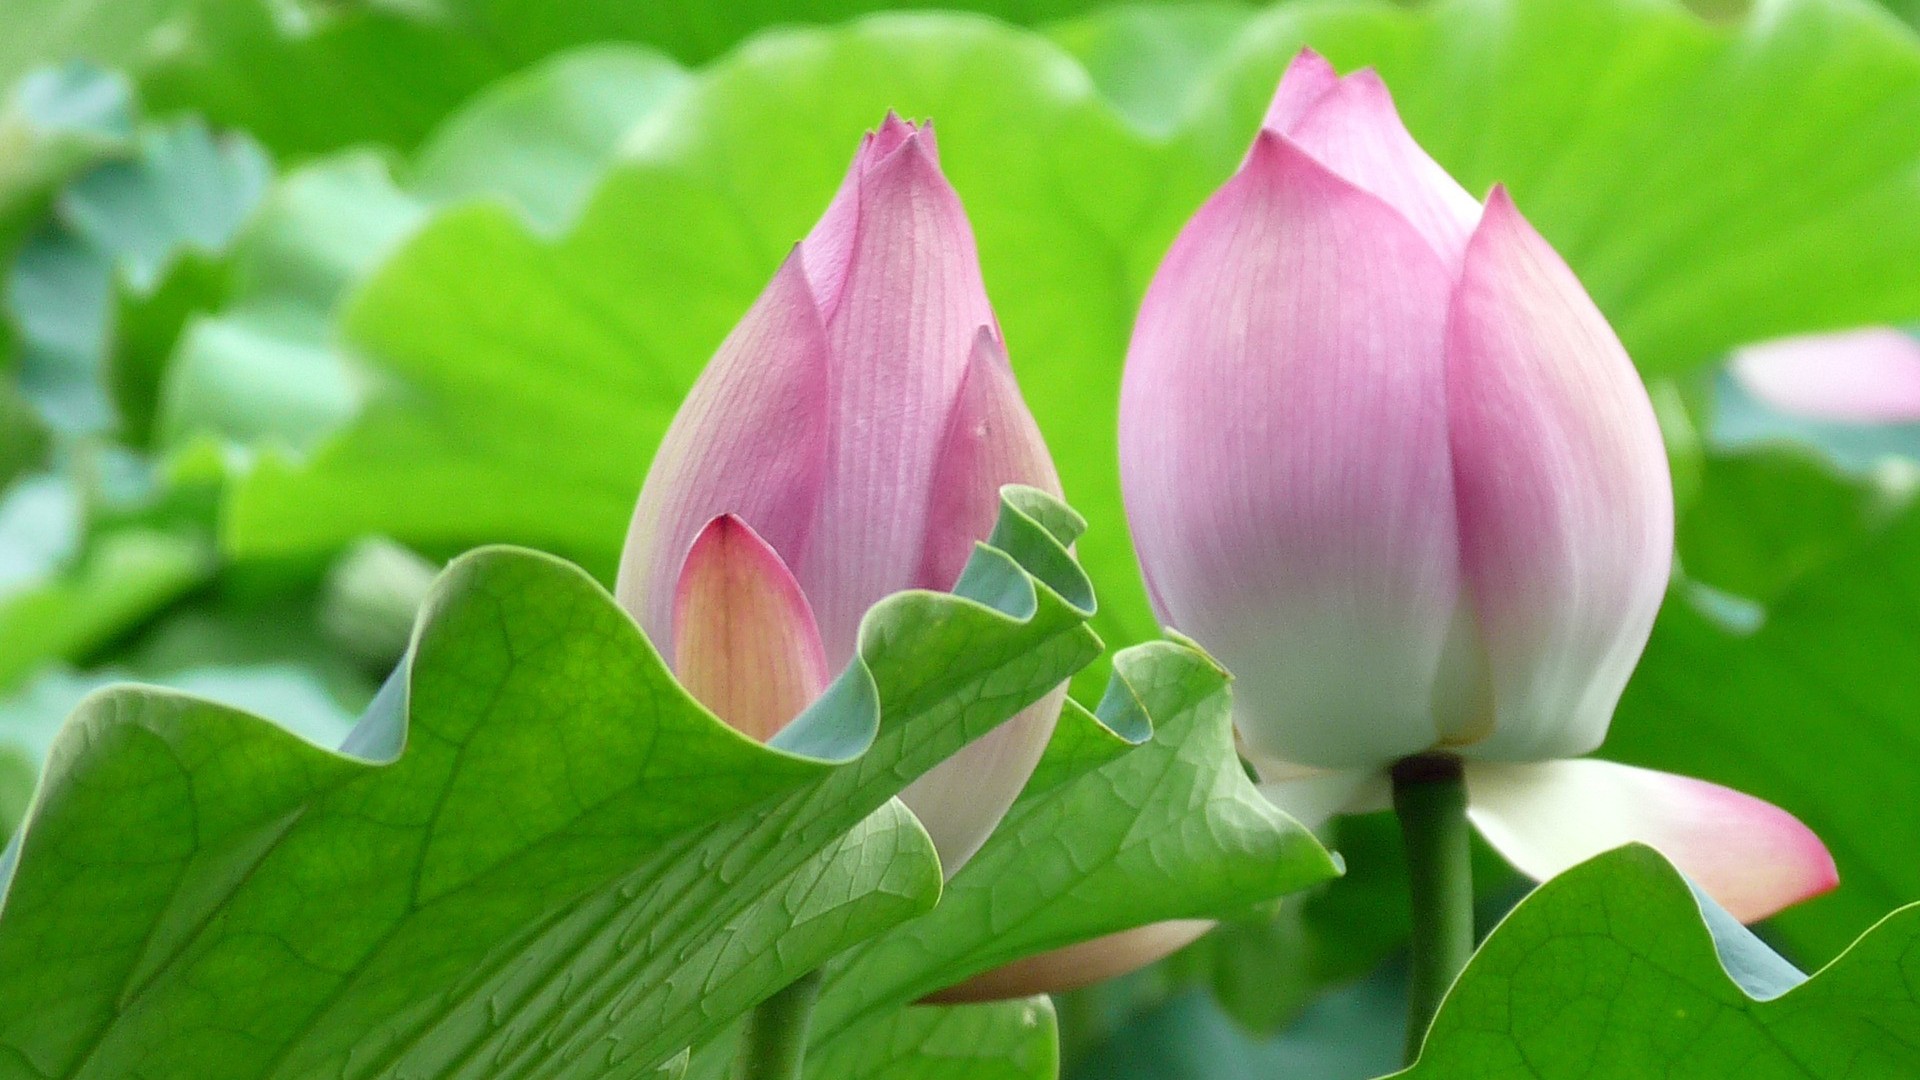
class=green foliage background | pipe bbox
[5,0,1920,1077]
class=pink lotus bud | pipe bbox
[1122,49,1670,770]
[1730,327,1920,424]
[923,920,1213,1004]
[1120,52,1833,921]
[617,115,1064,874]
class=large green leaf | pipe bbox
[806,999,1059,1080]
[679,638,1337,1079]
[228,0,1920,703]
[411,45,690,235]
[810,641,1337,1040]
[0,488,1101,1078]
[1398,845,1920,1078]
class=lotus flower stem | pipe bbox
[1392,754,1473,1063]
[730,969,824,1080]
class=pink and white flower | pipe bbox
[1118,51,1835,922]
[617,115,1064,874]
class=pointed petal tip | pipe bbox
[869,110,936,163]
[1466,759,1839,925]
[916,323,1060,591]
[672,513,830,743]
[1264,48,1342,133]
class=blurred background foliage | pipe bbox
[4,0,1920,1076]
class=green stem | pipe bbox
[731,969,824,1080]
[1391,754,1473,1064]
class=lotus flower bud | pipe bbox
[1119,51,1834,922]
[617,115,1064,874]
[924,921,1212,1004]
[1731,327,1920,424]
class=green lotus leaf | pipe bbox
[1398,844,1920,1078]
[0,487,1100,1078]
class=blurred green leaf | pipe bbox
[0,661,361,781]
[412,45,690,234]
[154,153,423,454]
[5,113,269,438]
[228,1,1920,707]
[0,0,1158,160]
[157,45,685,457]
[1613,495,1920,963]
[0,488,1100,1077]
[0,525,211,690]
[0,62,134,253]
[1677,446,1907,603]
[0,385,48,490]
[1044,3,1257,134]
[1399,845,1920,1078]
[1066,969,1404,1080]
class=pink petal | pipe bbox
[801,112,929,315]
[800,129,996,662]
[1731,327,1920,424]
[1279,68,1481,268]
[1261,47,1341,133]
[1465,759,1837,924]
[671,514,832,743]
[898,329,1062,874]
[900,687,1066,875]
[915,328,1063,593]
[924,920,1213,1003]
[1119,131,1461,771]
[1446,189,1674,762]
[615,252,829,652]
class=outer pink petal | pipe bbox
[801,112,927,316]
[898,330,1063,874]
[1119,131,1461,771]
[615,252,829,653]
[671,515,832,743]
[801,130,996,662]
[1465,759,1837,924]
[1281,68,1481,268]
[1731,327,1920,424]
[915,328,1063,592]
[1446,189,1674,762]
[923,920,1213,1003]
[1261,47,1341,133]
[902,686,1067,875]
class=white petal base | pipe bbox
[1465,758,1836,923]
